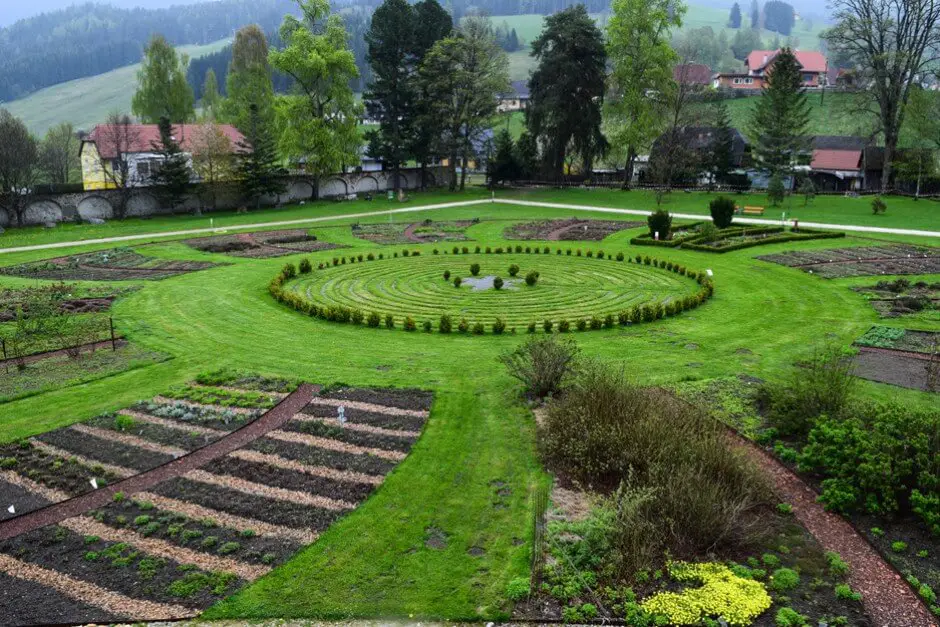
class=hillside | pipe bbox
[5,39,231,136]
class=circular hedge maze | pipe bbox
[271,249,714,334]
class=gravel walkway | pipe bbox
[229,449,384,485]
[0,385,316,542]
[267,429,407,461]
[183,469,355,511]
[309,398,430,419]
[735,435,938,627]
[292,413,421,439]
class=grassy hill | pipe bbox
[4,38,231,136]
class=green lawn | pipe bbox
[4,39,232,136]
[0,195,936,620]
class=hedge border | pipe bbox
[268,247,715,336]
[630,222,707,248]
[682,227,846,253]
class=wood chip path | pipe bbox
[0,384,316,542]
[736,435,938,627]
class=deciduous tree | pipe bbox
[192,122,235,211]
[826,0,940,192]
[201,69,222,121]
[606,0,684,188]
[223,25,277,134]
[527,4,607,180]
[39,122,79,185]
[132,34,196,123]
[270,0,361,199]
[0,109,38,227]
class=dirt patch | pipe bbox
[548,485,591,523]
[757,244,940,278]
[186,230,345,258]
[853,348,938,392]
[0,248,220,282]
[352,220,474,245]
[505,219,644,241]
[424,526,448,550]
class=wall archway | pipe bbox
[23,199,64,225]
[321,177,348,198]
[126,191,161,217]
[77,195,114,221]
[288,180,314,202]
[355,176,379,194]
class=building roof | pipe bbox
[746,49,827,73]
[812,135,869,151]
[674,63,712,85]
[651,126,749,166]
[812,149,862,171]
[83,123,246,159]
[500,80,530,100]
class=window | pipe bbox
[803,73,815,83]
[732,77,754,85]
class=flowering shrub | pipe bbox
[641,562,771,626]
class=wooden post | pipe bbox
[1,338,7,375]
[110,317,116,351]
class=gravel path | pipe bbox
[292,413,421,439]
[183,469,355,511]
[0,385,316,542]
[309,397,430,419]
[735,435,938,627]
[229,449,383,485]
[267,429,407,461]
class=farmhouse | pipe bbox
[79,123,245,191]
[713,49,828,90]
[497,80,530,112]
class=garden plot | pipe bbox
[757,245,940,278]
[0,284,135,323]
[852,326,939,392]
[680,226,845,253]
[0,248,221,282]
[504,218,644,241]
[0,376,431,626]
[853,279,940,320]
[351,220,475,245]
[186,229,345,259]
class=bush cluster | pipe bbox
[540,366,769,573]
[499,335,580,399]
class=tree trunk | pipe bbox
[621,148,636,191]
[393,162,401,193]
[420,161,428,190]
[459,153,468,191]
[313,177,320,201]
[448,153,458,191]
[881,134,897,194]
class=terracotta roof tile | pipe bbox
[84,123,246,159]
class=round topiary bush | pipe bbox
[493,277,504,290]
[709,196,736,229]
[525,271,539,286]
[443,270,451,280]
[470,263,481,276]
[453,276,462,288]
[508,264,520,276]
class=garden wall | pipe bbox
[0,168,444,228]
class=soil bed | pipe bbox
[250,436,397,476]
[284,419,416,453]
[853,279,940,319]
[504,218,644,241]
[0,248,221,281]
[757,245,940,278]
[207,456,376,502]
[319,387,434,413]
[36,428,176,473]
[186,229,345,258]
[0,570,123,626]
[853,349,938,391]
[301,404,427,432]
[352,220,474,245]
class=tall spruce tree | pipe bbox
[708,99,735,186]
[236,104,286,209]
[728,2,742,28]
[527,4,608,179]
[365,0,417,192]
[750,0,760,29]
[409,0,453,189]
[132,34,195,123]
[149,116,193,213]
[747,48,809,183]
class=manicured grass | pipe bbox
[0,198,936,621]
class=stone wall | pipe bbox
[0,167,444,228]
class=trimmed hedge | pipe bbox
[682,227,845,253]
[630,222,706,248]
[268,249,715,336]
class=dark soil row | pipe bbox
[211,456,375,502]
[0,444,123,500]
[0,478,54,522]
[90,498,297,566]
[0,525,234,610]
[320,387,433,412]
[151,477,342,531]
[37,428,174,473]
[132,402,254,432]
[284,419,416,453]
[87,415,212,451]
[250,436,396,476]
[301,404,427,432]
[0,571,121,626]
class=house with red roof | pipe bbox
[713,49,828,90]
[79,123,246,191]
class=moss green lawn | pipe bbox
[0,189,936,620]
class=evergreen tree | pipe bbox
[149,116,193,212]
[514,131,539,179]
[527,5,608,180]
[408,0,453,189]
[728,2,742,28]
[708,99,735,186]
[488,129,520,184]
[364,0,417,192]
[201,69,222,121]
[747,48,809,182]
[763,1,794,36]
[132,34,195,123]
[236,104,286,209]
[750,0,760,29]
[223,25,276,134]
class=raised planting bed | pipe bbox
[185,229,345,259]
[853,279,940,320]
[0,380,431,626]
[852,327,939,392]
[681,226,845,253]
[629,221,707,247]
[757,245,940,279]
[0,248,222,282]
[504,218,644,241]
[272,249,714,333]
[351,220,476,245]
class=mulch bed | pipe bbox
[249,435,397,476]
[207,456,376,503]
[0,570,123,626]
[757,245,940,278]
[301,403,427,432]
[0,445,124,506]
[319,386,433,412]
[186,229,345,258]
[0,479,53,522]
[735,435,937,627]
[285,419,416,453]
[352,220,474,245]
[0,248,221,282]
[504,218,645,241]
[853,348,937,391]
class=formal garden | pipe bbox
[0,188,937,626]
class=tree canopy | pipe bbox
[132,34,196,124]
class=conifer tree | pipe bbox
[235,104,286,210]
[728,2,742,28]
[747,47,809,183]
[707,99,735,187]
[149,116,193,212]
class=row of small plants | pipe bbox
[268,250,714,335]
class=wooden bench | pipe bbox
[742,206,765,216]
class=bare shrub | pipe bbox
[498,335,579,399]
